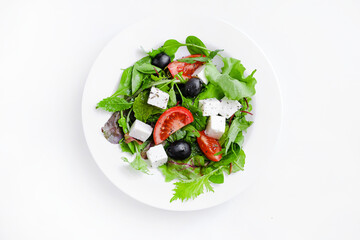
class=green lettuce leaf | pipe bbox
[112,66,133,97]
[204,60,257,100]
[133,91,164,122]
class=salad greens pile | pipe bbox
[96,36,256,202]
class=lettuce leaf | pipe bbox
[204,58,257,100]
[133,91,164,122]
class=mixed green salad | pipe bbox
[96,36,257,202]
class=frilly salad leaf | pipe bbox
[170,167,224,202]
[122,152,150,175]
[204,57,257,100]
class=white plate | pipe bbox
[82,17,282,211]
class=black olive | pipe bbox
[182,78,202,98]
[166,140,191,160]
[151,52,171,69]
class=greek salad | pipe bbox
[96,36,257,202]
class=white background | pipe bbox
[0,0,359,239]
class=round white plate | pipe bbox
[82,17,282,211]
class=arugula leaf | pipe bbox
[186,36,209,56]
[133,91,164,122]
[167,84,177,107]
[170,167,223,202]
[112,66,133,97]
[205,63,257,100]
[96,97,133,112]
[176,49,223,63]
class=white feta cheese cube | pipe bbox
[205,115,226,139]
[192,65,208,84]
[147,86,169,109]
[218,97,242,118]
[199,98,220,116]
[147,144,168,168]
[128,120,153,142]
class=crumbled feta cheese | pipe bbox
[128,120,153,142]
[199,98,220,116]
[147,86,169,109]
[192,65,208,84]
[205,115,226,139]
[218,97,242,118]
[147,144,168,168]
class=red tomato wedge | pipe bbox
[167,54,205,79]
[153,106,194,145]
[197,131,222,162]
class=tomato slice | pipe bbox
[153,106,194,145]
[197,131,222,162]
[167,54,205,79]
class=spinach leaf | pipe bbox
[131,56,157,94]
[96,97,133,112]
[186,36,209,56]
[112,66,133,97]
[162,39,183,58]
[136,63,161,74]
[198,83,224,100]
[133,91,164,122]
[209,172,224,184]
[148,39,183,60]
[131,67,143,94]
